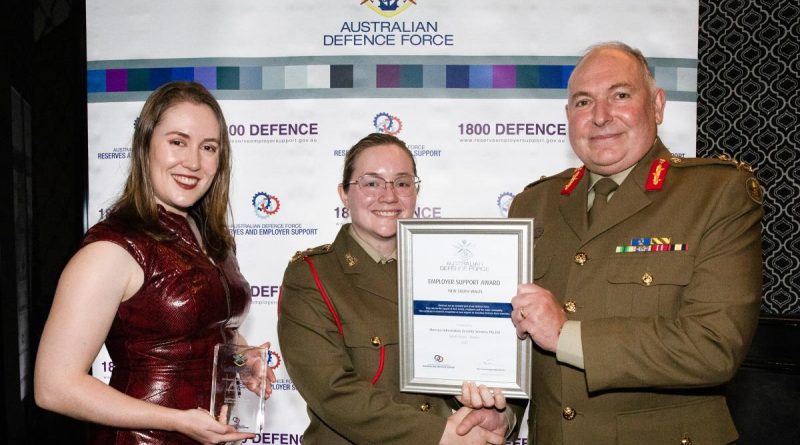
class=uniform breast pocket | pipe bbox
[605,253,695,317]
[533,251,552,281]
[342,322,399,384]
[616,396,737,445]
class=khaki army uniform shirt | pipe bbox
[278,225,454,445]
[509,138,763,445]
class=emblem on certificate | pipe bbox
[210,343,269,433]
[397,219,533,398]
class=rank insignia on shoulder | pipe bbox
[746,177,763,204]
[718,153,755,172]
[716,154,735,163]
[290,251,304,264]
[289,244,333,263]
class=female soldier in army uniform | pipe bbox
[277,133,520,445]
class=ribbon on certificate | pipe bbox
[413,300,512,318]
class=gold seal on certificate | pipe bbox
[210,343,268,433]
[397,219,533,398]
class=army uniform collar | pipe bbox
[559,137,672,242]
[347,225,396,264]
[335,225,398,304]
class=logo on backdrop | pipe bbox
[252,192,281,218]
[250,284,280,305]
[361,0,417,18]
[497,192,515,217]
[242,432,303,443]
[96,147,131,160]
[324,2,454,47]
[368,113,445,158]
[373,112,403,135]
[269,351,298,393]
[457,122,567,145]
[270,378,297,392]
[268,350,282,370]
[231,193,320,237]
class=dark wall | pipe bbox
[5,0,89,444]
[692,2,799,443]
[3,1,34,443]
[697,0,800,316]
[5,1,798,444]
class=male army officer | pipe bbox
[506,42,763,444]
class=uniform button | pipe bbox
[574,252,587,266]
[562,406,576,420]
[563,300,577,314]
[371,336,381,346]
[641,272,654,286]
[420,402,431,412]
[680,434,692,445]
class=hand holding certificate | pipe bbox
[397,219,533,398]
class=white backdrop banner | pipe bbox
[87,1,698,443]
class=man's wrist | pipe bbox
[556,320,585,369]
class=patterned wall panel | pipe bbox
[698,0,799,315]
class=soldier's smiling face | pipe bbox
[565,47,665,175]
[338,144,417,256]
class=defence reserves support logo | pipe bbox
[252,192,281,218]
[268,350,282,370]
[373,112,403,135]
[497,192,515,217]
[361,0,418,18]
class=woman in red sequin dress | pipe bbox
[34,81,275,444]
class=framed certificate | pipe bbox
[397,218,533,398]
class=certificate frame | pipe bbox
[397,218,533,398]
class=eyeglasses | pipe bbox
[346,174,421,197]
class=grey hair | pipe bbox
[573,41,657,91]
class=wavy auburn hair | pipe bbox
[107,81,234,261]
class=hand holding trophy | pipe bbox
[210,343,272,433]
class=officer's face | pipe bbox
[338,144,417,255]
[565,48,665,176]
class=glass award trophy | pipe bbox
[210,343,268,433]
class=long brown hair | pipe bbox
[108,80,234,261]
